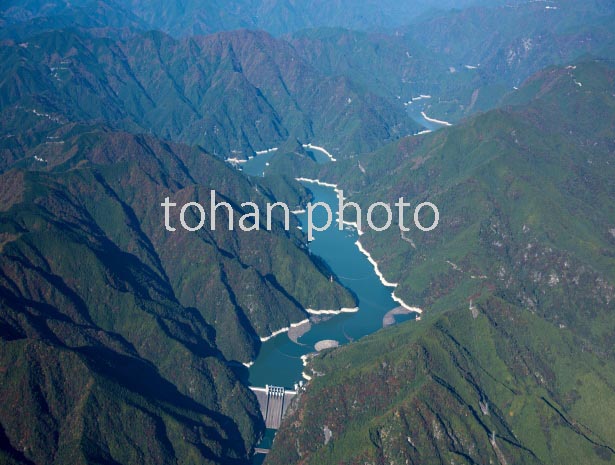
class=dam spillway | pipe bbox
[250,385,296,429]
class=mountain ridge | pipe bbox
[0,120,357,463]
[0,27,419,161]
[266,59,615,465]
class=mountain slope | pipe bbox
[0,135,262,464]
[287,2,615,124]
[331,60,615,337]
[267,60,615,465]
[268,294,615,465]
[402,0,615,118]
[1,121,356,359]
[0,122,356,463]
[1,0,504,37]
[0,28,418,160]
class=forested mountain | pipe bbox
[267,60,615,465]
[3,0,614,142]
[0,119,355,463]
[1,0,505,37]
[2,1,615,464]
[289,0,615,122]
[0,28,418,161]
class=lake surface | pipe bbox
[248,183,414,388]
[239,147,332,178]
[241,149,417,462]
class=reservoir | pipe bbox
[240,148,418,463]
[240,146,418,389]
[248,182,416,388]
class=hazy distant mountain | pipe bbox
[289,0,615,122]
[0,27,419,160]
[1,0,506,36]
[126,0,509,36]
[4,0,613,136]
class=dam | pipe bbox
[250,385,297,429]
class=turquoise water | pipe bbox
[242,151,416,462]
[248,183,414,389]
[240,148,331,177]
[239,152,276,177]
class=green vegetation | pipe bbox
[0,28,418,161]
[269,295,615,465]
[0,123,355,463]
[289,3,615,124]
[330,60,615,331]
[1,1,615,463]
[268,61,615,464]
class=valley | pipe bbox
[1,1,615,464]
[265,60,615,465]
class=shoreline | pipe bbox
[340,219,364,235]
[288,319,312,343]
[295,177,338,189]
[225,157,247,164]
[315,340,340,351]
[255,147,278,155]
[226,146,278,165]
[392,290,423,313]
[421,111,452,127]
[354,241,423,314]
[355,240,398,287]
[250,178,423,380]
[383,306,416,327]
[258,318,311,342]
[306,307,359,315]
[295,178,423,313]
[295,178,361,235]
[302,143,337,162]
[257,303,360,343]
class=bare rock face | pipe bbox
[314,340,340,351]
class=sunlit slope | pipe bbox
[268,61,615,465]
